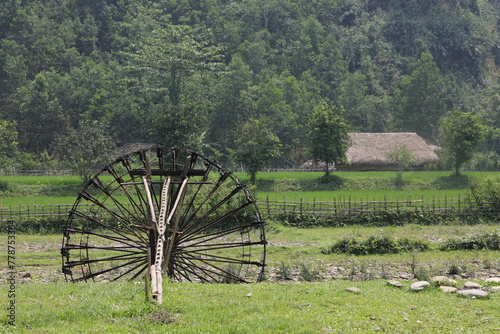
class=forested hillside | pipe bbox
[1,0,499,170]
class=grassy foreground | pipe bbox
[2,227,500,333]
[2,280,499,333]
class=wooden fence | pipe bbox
[260,194,493,218]
[0,194,497,223]
[0,169,73,176]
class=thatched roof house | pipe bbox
[337,132,439,171]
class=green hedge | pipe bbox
[274,208,499,228]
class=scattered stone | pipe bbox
[245,292,252,297]
[457,289,488,298]
[398,273,413,280]
[410,281,430,291]
[463,281,482,289]
[432,276,456,286]
[346,287,361,293]
[20,272,31,278]
[439,286,457,293]
[387,280,403,288]
[490,286,500,293]
[484,277,500,283]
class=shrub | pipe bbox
[271,178,301,192]
[321,235,429,255]
[298,261,323,282]
[0,181,8,192]
[440,232,500,251]
[0,218,65,234]
[275,261,293,280]
[469,176,500,208]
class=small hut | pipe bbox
[336,132,439,171]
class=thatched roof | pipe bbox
[114,143,157,158]
[341,133,439,168]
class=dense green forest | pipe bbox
[1,0,499,172]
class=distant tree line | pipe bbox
[1,0,499,179]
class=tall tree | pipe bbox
[0,118,18,169]
[127,24,223,106]
[308,103,351,176]
[54,120,116,183]
[392,53,449,143]
[17,72,69,154]
[235,118,281,184]
[440,110,487,176]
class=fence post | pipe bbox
[300,198,303,215]
[266,195,270,216]
[348,195,351,216]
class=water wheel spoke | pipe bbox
[179,220,265,245]
[63,243,147,253]
[176,171,230,232]
[176,240,263,254]
[65,253,147,267]
[178,251,261,266]
[72,256,147,282]
[113,261,149,282]
[180,201,253,241]
[179,184,245,237]
[63,226,148,249]
[68,210,146,244]
[171,256,223,282]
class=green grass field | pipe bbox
[2,171,498,207]
[1,280,498,333]
[256,189,468,202]
[1,226,499,333]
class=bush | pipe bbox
[440,232,500,251]
[0,181,8,192]
[275,209,472,228]
[0,218,65,234]
[469,176,500,208]
[321,235,429,255]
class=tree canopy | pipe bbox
[440,111,488,176]
[0,0,499,174]
[308,103,351,176]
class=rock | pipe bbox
[490,286,500,292]
[439,286,457,293]
[457,289,488,298]
[484,277,500,283]
[398,273,413,280]
[387,280,403,288]
[346,287,361,293]
[20,272,31,278]
[410,281,430,291]
[463,281,482,289]
[432,276,456,286]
